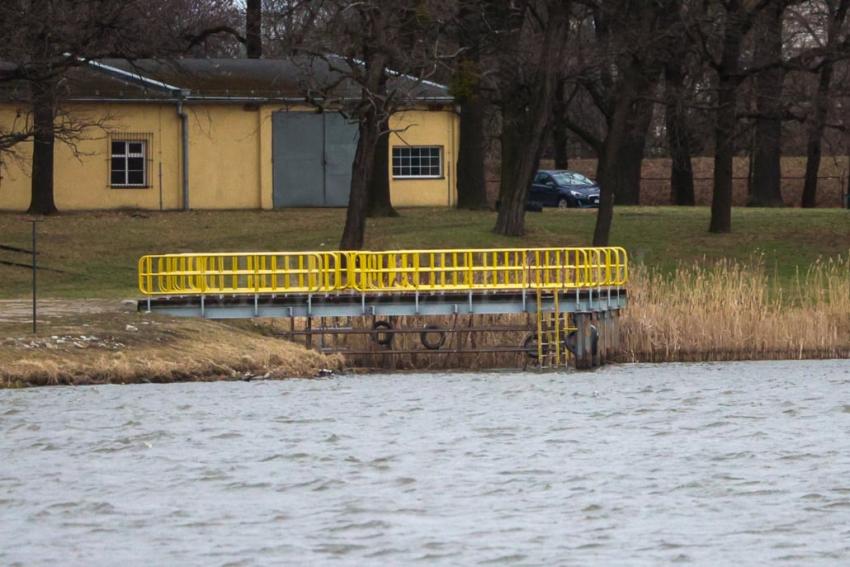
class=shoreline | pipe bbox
[0,306,343,388]
[1,297,848,388]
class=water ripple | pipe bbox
[1,360,849,565]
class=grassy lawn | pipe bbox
[0,206,848,299]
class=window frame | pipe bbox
[391,145,444,180]
[110,139,149,189]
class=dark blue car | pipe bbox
[529,170,601,208]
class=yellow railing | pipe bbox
[138,252,343,295]
[138,247,628,296]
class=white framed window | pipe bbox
[392,146,443,179]
[110,140,148,188]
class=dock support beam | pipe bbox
[575,313,592,370]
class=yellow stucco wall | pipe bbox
[0,102,458,211]
[0,102,182,211]
[387,109,458,207]
[0,105,32,211]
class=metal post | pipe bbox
[20,218,43,335]
[31,221,37,335]
[591,312,601,368]
[575,314,590,370]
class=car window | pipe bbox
[571,173,594,185]
[551,173,572,185]
[533,173,546,184]
[552,172,594,186]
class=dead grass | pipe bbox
[619,255,850,362]
[0,312,343,388]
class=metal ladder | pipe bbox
[535,289,568,368]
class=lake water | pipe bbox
[2,361,850,566]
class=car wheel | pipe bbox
[557,198,569,209]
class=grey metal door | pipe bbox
[272,112,358,208]
[323,113,358,207]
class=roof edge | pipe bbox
[86,60,188,96]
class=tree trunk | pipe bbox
[710,13,747,234]
[802,64,832,208]
[340,113,380,250]
[367,118,398,217]
[593,71,638,246]
[710,74,737,233]
[750,1,785,207]
[802,0,849,208]
[28,80,57,215]
[494,3,569,236]
[27,0,57,215]
[453,5,489,211]
[551,78,569,169]
[610,94,653,206]
[246,0,262,59]
[456,96,489,209]
[339,43,387,250]
[664,61,695,205]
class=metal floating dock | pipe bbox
[138,247,629,369]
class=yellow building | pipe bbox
[0,58,459,211]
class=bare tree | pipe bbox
[0,0,244,215]
[750,0,788,206]
[246,0,263,58]
[802,0,850,207]
[450,0,489,210]
[705,1,771,233]
[366,72,398,218]
[275,1,445,249]
[664,55,697,206]
[579,1,678,245]
[493,1,570,237]
[550,76,571,170]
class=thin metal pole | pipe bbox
[32,221,37,335]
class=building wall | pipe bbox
[0,102,459,211]
[186,104,263,209]
[388,109,459,207]
[0,102,182,211]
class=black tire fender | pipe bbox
[565,331,578,355]
[565,327,598,355]
[523,333,550,359]
[420,324,447,350]
[371,320,393,347]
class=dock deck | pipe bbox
[138,247,629,369]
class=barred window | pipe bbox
[392,146,443,179]
[109,133,152,188]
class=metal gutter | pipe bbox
[177,92,190,211]
[86,60,183,94]
[66,95,455,104]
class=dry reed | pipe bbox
[6,254,845,388]
[620,255,850,362]
[268,254,850,368]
